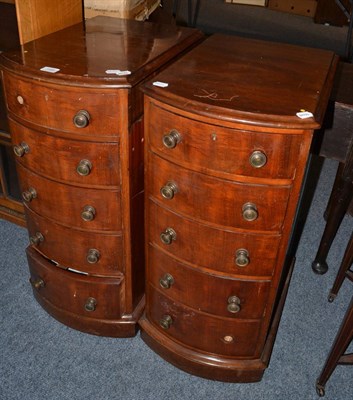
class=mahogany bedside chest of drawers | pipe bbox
[140,34,338,382]
[0,16,203,337]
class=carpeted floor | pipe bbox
[1,157,352,400]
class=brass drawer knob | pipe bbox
[249,150,267,168]
[30,277,45,291]
[84,297,97,312]
[13,142,30,157]
[242,202,258,222]
[87,249,100,264]
[163,129,181,149]
[160,181,178,200]
[30,232,44,246]
[227,295,241,314]
[76,159,92,176]
[235,249,250,267]
[73,109,91,128]
[160,315,173,330]
[160,228,177,245]
[81,205,96,222]
[22,187,37,202]
[159,273,174,289]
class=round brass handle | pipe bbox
[84,297,97,312]
[30,277,45,290]
[227,295,241,314]
[73,109,91,128]
[13,142,30,157]
[160,181,178,200]
[160,228,177,245]
[87,249,100,264]
[76,159,92,176]
[162,129,181,149]
[242,202,258,222]
[81,205,96,222]
[30,232,44,246]
[22,187,37,203]
[159,315,173,330]
[235,249,250,268]
[159,273,174,289]
[249,150,267,168]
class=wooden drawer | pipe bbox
[147,100,303,180]
[147,288,262,357]
[148,247,271,319]
[147,152,291,232]
[17,163,122,231]
[27,246,123,320]
[3,72,120,136]
[26,208,123,276]
[148,200,281,277]
[10,119,120,187]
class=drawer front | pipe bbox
[147,101,302,179]
[27,247,123,320]
[147,152,291,232]
[26,208,123,276]
[147,288,262,357]
[148,200,280,277]
[17,163,122,231]
[3,73,120,136]
[148,246,271,319]
[10,119,120,187]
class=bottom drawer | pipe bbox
[27,246,123,321]
[146,287,262,358]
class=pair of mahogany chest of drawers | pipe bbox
[0,16,337,382]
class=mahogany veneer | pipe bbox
[0,16,203,337]
[140,34,338,381]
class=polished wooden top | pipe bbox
[143,34,338,129]
[0,16,203,87]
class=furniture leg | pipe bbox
[328,231,353,302]
[324,163,344,220]
[316,294,353,396]
[312,154,353,274]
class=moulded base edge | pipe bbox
[139,316,266,383]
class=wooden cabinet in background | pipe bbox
[0,16,203,336]
[140,34,338,382]
[0,1,22,225]
[315,0,351,26]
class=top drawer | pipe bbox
[147,100,303,180]
[2,72,121,137]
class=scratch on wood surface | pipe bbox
[194,89,239,102]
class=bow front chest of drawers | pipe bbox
[140,34,338,381]
[0,16,203,337]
